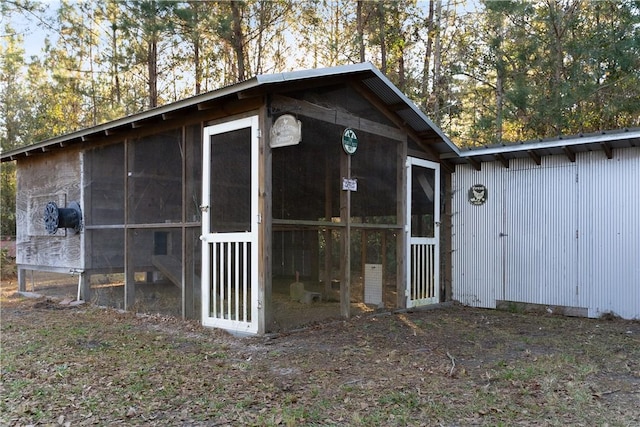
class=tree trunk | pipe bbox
[431,0,442,124]
[231,1,245,81]
[377,2,386,73]
[148,38,158,108]
[357,0,365,62]
[422,0,434,110]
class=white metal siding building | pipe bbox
[446,130,640,320]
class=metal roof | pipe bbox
[3,62,636,168]
[442,128,640,169]
[0,62,461,162]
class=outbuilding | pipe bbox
[1,63,459,335]
[3,63,638,334]
[446,130,640,320]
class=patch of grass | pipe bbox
[1,280,639,427]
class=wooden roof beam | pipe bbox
[562,145,576,162]
[466,156,481,171]
[600,142,613,159]
[527,149,541,165]
[386,101,407,112]
[495,153,509,168]
[270,94,406,143]
[348,80,443,162]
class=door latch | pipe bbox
[199,205,209,213]
[499,232,508,237]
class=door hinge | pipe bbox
[257,214,262,224]
[199,205,209,213]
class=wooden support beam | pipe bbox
[527,149,541,165]
[386,101,407,112]
[340,151,351,320]
[270,94,406,142]
[349,80,444,162]
[466,156,481,171]
[562,145,576,162]
[495,153,509,168]
[197,102,210,111]
[439,159,454,174]
[601,142,613,159]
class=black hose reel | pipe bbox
[43,201,83,235]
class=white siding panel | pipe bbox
[578,148,640,319]
[504,161,579,307]
[451,162,503,308]
[452,147,640,320]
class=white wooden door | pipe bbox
[201,116,259,334]
[503,165,578,307]
[406,158,440,307]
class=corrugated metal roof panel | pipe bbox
[444,128,640,165]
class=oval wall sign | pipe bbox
[342,128,358,155]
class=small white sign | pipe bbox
[342,178,358,191]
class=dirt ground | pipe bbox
[1,277,639,426]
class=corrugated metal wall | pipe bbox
[452,147,639,319]
[504,159,578,307]
[451,162,503,308]
[577,148,640,319]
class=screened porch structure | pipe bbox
[3,63,460,335]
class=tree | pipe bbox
[0,24,27,237]
[119,0,176,108]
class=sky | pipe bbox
[3,0,60,58]
[5,0,481,62]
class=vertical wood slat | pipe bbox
[226,242,232,319]
[234,242,240,321]
[242,242,248,322]
[212,242,218,318]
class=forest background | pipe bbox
[1,0,639,237]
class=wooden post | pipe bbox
[80,272,91,302]
[396,138,408,309]
[124,139,135,311]
[340,153,351,319]
[181,125,188,319]
[17,267,26,292]
[324,157,333,294]
[381,230,386,305]
[125,229,135,310]
[259,105,273,334]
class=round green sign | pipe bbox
[342,128,358,155]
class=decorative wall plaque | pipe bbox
[468,184,487,205]
[270,114,302,148]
